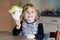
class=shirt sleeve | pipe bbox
[12,21,22,36]
[35,23,44,40]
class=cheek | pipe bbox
[33,13,36,17]
[23,12,28,19]
[24,13,28,18]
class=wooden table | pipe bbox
[0,32,36,40]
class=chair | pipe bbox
[50,31,58,40]
[56,32,60,40]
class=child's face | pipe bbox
[24,7,36,21]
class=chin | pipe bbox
[27,19,34,21]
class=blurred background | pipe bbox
[0,0,60,40]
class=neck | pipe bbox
[26,20,35,23]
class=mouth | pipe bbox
[28,16,33,18]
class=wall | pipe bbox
[30,0,43,11]
[50,0,60,9]
[11,0,30,7]
[42,0,60,10]
[30,0,50,11]
[0,0,14,32]
[30,0,60,11]
[30,0,51,11]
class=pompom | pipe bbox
[9,5,23,20]
[9,5,23,14]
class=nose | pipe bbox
[28,12,31,15]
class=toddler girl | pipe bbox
[13,4,44,40]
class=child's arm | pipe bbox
[15,20,21,29]
[12,20,22,36]
[35,23,44,40]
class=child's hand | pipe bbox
[27,34,35,39]
[15,19,21,29]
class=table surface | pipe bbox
[0,32,52,40]
[0,32,36,40]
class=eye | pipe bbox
[31,11,35,13]
[26,11,29,13]
[31,11,34,13]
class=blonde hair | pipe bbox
[22,4,36,13]
[21,4,41,22]
[36,10,41,21]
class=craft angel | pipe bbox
[9,5,23,20]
